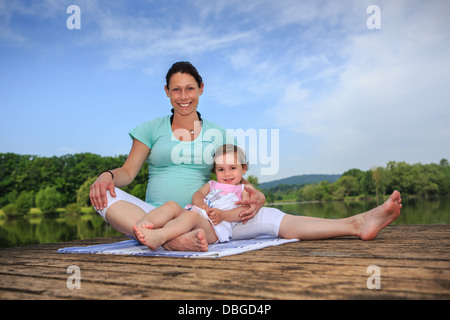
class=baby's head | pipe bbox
[213,144,248,185]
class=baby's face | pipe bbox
[214,153,246,185]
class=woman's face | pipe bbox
[165,72,204,117]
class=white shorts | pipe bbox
[231,207,286,240]
[96,188,156,220]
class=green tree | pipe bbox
[130,184,146,201]
[36,187,63,214]
[77,176,97,207]
[372,166,390,204]
[2,203,19,217]
[65,203,82,214]
[360,170,375,195]
[386,161,413,194]
[246,175,260,188]
[298,182,330,201]
[15,191,34,215]
[264,190,275,204]
[332,176,360,197]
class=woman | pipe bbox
[90,61,266,251]
[90,61,402,252]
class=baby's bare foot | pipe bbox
[133,224,164,250]
[135,217,154,229]
[133,223,153,243]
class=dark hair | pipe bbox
[166,61,203,89]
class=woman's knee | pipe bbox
[95,188,122,219]
[96,188,155,220]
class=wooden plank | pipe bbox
[0,225,449,300]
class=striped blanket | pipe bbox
[57,236,298,258]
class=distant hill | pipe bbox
[259,174,341,190]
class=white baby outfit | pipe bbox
[190,180,244,243]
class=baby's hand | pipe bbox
[207,208,224,225]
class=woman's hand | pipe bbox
[234,184,265,223]
[89,139,150,212]
[89,172,116,211]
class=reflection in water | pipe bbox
[1,197,449,248]
[0,213,121,248]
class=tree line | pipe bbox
[262,159,450,204]
[0,153,148,215]
[1,152,449,215]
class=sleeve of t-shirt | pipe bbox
[129,117,165,150]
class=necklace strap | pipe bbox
[170,108,203,125]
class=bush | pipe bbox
[35,187,63,214]
[2,203,19,217]
[77,176,97,207]
[130,184,146,201]
[15,191,34,215]
[65,203,82,214]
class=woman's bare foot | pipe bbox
[357,190,402,240]
[163,229,209,252]
[134,224,209,252]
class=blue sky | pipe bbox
[1,0,449,183]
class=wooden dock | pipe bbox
[0,225,449,300]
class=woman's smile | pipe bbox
[178,102,193,109]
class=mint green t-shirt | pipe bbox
[129,115,234,207]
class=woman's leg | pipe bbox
[231,190,402,241]
[105,201,147,237]
[279,190,402,240]
[134,211,218,250]
[231,206,285,240]
[95,188,155,238]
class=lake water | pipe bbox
[0,196,449,248]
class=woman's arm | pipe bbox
[89,139,150,211]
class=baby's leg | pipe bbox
[134,211,218,251]
[135,201,184,229]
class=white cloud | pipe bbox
[267,0,450,172]
[79,1,258,70]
